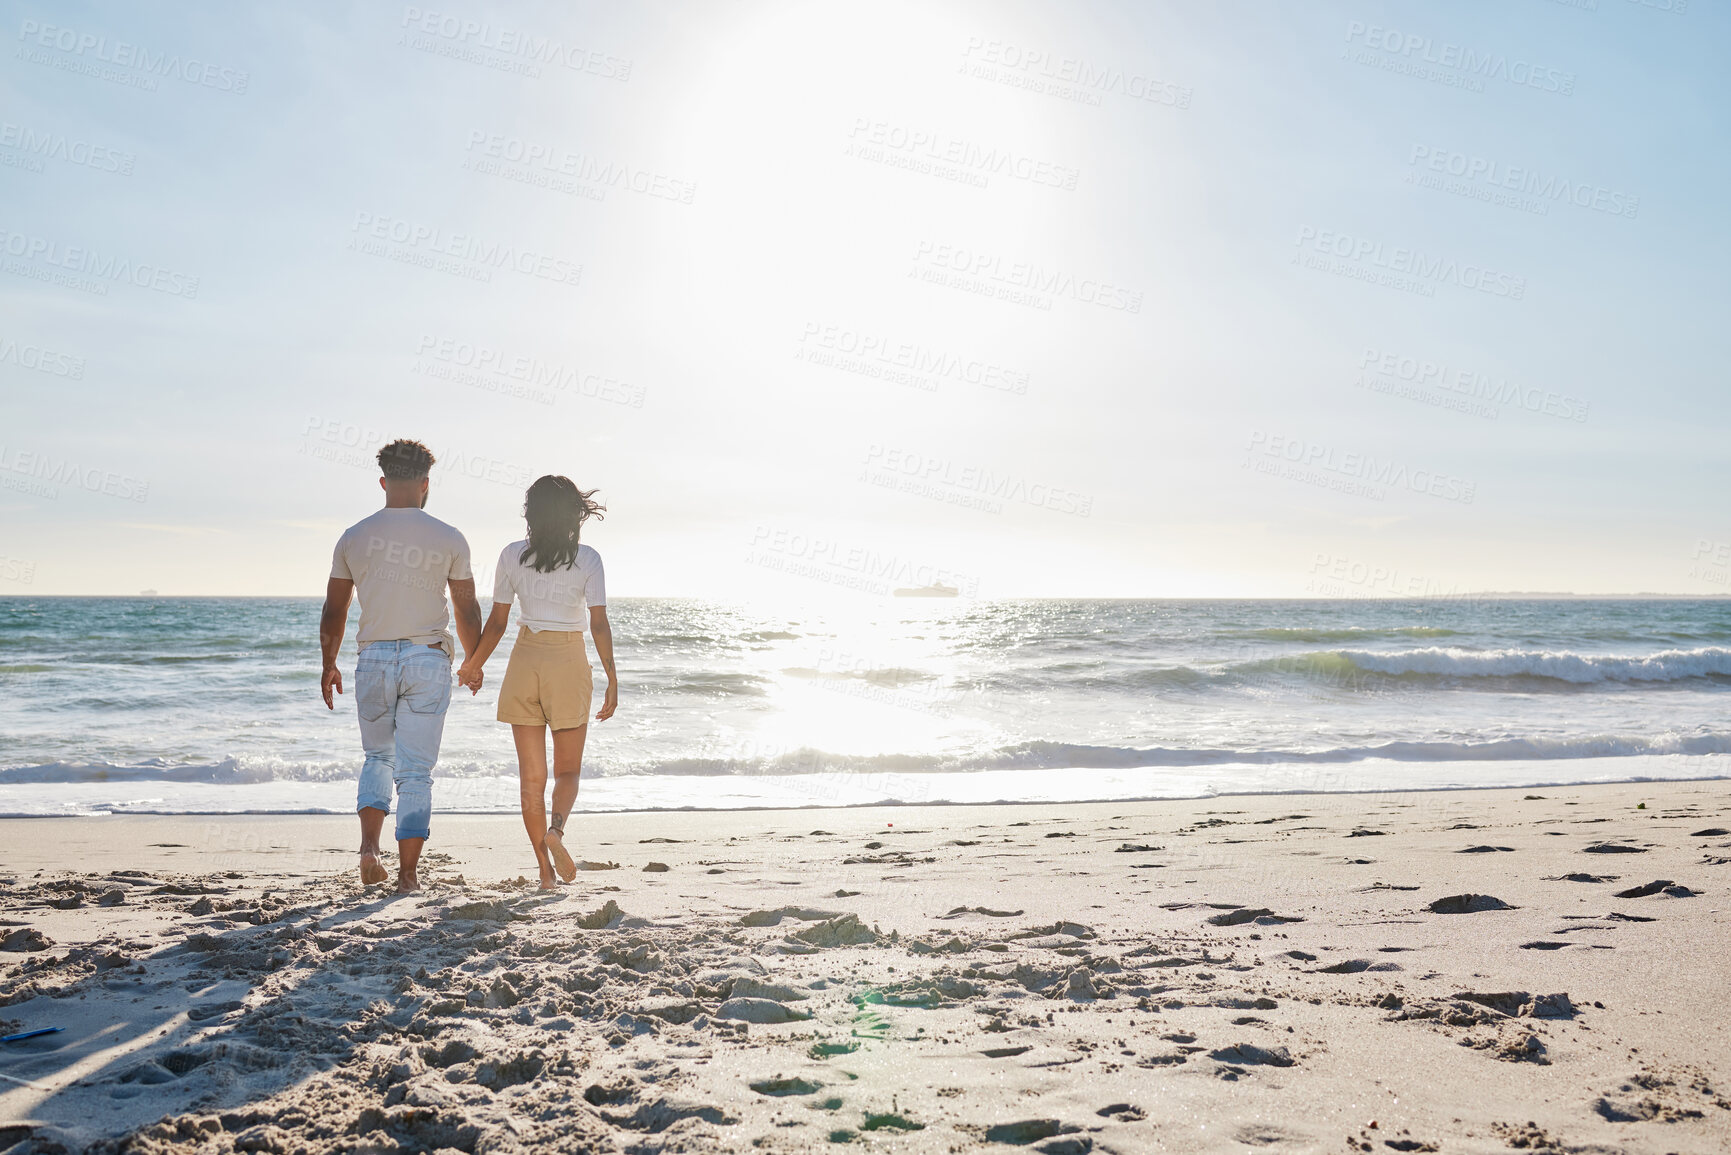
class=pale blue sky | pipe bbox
[2,0,1726,598]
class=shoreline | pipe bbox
[2,769,1730,818]
[1,754,1724,820]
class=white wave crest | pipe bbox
[1337,646,1731,683]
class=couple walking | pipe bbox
[318,438,616,893]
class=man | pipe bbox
[320,439,481,893]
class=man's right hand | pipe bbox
[457,664,483,694]
[321,665,344,710]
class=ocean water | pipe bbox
[1,597,1727,816]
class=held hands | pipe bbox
[320,665,343,710]
[596,681,618,722]
[457,663,484,694]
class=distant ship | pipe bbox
[893,583,958,598]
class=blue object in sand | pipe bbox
[1,1027,63,1043]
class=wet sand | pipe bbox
[2,780,1729,1153]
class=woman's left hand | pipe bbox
[596,680,618,721]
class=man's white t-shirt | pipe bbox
[492,540,605,632]
[331,508,472,655]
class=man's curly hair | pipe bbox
[378,439,436,480]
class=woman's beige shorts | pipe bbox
[497,626,593,729]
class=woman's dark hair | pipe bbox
[521,475,605,573]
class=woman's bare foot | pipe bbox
[545,829,577,883]
[537,865,558,891]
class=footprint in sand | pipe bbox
[715,997,812,1024]
[730,977,809,1002]
[738,905,843,927]
[984,1119,1082,1145]
[1234,1125,1312,1146]
[860,1113,924,1133]
[1206,908,1304,927]
[1208,1043,1295,1067]
[935,905,1023,919]
[749,1076,823,1096]
[1426,894,1514,914]
[0,927,52,952]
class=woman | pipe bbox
[457,476,617,890]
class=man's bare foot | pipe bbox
[360,851,389,886]
[544,829,577,883]
[396,872,421,895]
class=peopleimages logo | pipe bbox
[1294,226,1525,301]
[1307,553,1481,603]
[0,226,201,298]
[0,121,135,175]
[463,131,696,204]
[911,240,1142,313]
[16,19,250,93]
[1358,348,1588,423]
[1344,21,1575,95]
[1407,146,1638,219]
[845,118,1079,190]
[0,444,149,502]
[1245,430,1475,504]
[299,417,536,490]
[797,322,1029,395]
[0,556,37,584]
[348,212,582,287]
[958,37,1192,109]
[413,335,646,408]
[862,444,1094,517]
[399,7,631,80]
[0,334,85,379]
[746,524,981,598]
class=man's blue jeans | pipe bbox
[355,641,451,841]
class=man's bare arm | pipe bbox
[320,578,355,710]
[449,578,483,662]
[458,603,512,693]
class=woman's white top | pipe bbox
[492,540,605,632]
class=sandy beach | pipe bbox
[2,780,1728,1154]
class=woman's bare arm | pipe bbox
[590,605,618,720]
